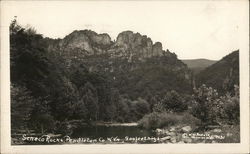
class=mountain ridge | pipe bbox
[46,30,175,59]
[182,59,217,74]
[45,29,193,98]
[195,50,239,95]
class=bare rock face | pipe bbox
[89,33,112,46]
[152,42,163,57]
[116,31,134,47]
[49,30,172,61]
[77,30,112,46]
[60,31,94,54]
[111,31,164,60]
[57,30,112,56]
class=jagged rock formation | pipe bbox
[46,30,113,58]
[47,30,174,61]
[109,31,165,59]
[46,30,193,98]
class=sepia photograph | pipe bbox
[1,0,249,153]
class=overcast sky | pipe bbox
[2,1,247,60]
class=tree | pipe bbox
[29,98,55,133]
[71,64,89,88]
[141,88,155,111]
[10,19,56,134]
[116,96,130,122]
[50,76,76,121]
[218,85,239,124]
[11,84,34,131]
[70,63,113,121]
[152,101,166,113]
[133,98,150,120]
[71,99,88,120]
[79,82,99,121]
[191,84,219,125]
[107,89,119,122]
[10,18,49,96]
[161,90,188,112]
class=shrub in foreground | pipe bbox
[138,112,201,129]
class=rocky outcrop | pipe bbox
[61,31,94,55]
[50,30,113,57]
[152,42,163,56]
[111,31,164,60]
[45,29,193,98]
[48,30,170,61]
[156,125,194,143]
[155,125,232,143]
[181,126,192,132]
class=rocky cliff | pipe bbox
[46,30,193,98]
[47,30,174,60]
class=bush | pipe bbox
[130,98,150,120]
[138,112,201,129]
[217,90,239,125]
[190,84,240,125]
[138,112,161,129]
[223,96,239,124]
[181,112,202,128]
[152,101,166,113]
[55,121,74,135]
[162,90,188,112]
[191,84,219,125]
[115,97,131,122]
[30,113,55,133]
[11,84,35,131]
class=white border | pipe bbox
[1,1,249,153]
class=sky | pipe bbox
[2,1,247,60]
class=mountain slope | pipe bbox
[46,30,193,99]
[195,50,239,95]
[182,59,217,74]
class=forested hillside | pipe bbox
[196,50,239,95]
[45,30,192,99]
[182,59,217,74]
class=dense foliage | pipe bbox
[139,84,239,129]
[190,84,239,125]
